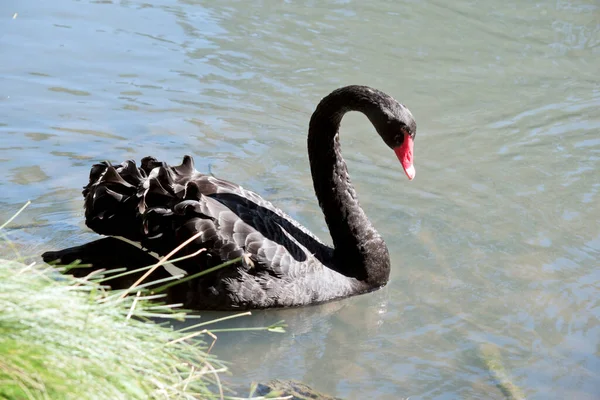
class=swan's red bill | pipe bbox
[394,136,415,180]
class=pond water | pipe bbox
[1,0,599,398]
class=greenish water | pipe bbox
[1,0,599,398]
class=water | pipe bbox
[1,0,599,398]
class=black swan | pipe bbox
[43,85,416,310]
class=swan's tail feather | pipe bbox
[82,156,198,243]
[41,237,173,287]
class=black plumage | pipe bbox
[43,85,417,310]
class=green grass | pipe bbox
[0,202,285,400]
[0,258,229,399]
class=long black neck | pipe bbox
[307,86,391,287]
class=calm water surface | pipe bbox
[1,0,599,398]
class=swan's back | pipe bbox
[83,155,364,309]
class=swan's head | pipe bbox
[311,85,417,180]
[370,93,417,181]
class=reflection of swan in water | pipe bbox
[184,292,390,396]
[43,85,417,310]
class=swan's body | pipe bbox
[54,86,417,310]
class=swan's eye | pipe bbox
[394,129,409,145]
[401,128,414,140]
